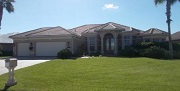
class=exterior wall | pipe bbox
[13,36,75,57]
[83,31,140,55]
[72,37,84,55]
[143,34,167,42]
[172,39,180,43]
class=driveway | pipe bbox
[0,59,50,75]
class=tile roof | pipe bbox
[69,24,100,36]
[172,31,180,40]
[10,22,166,39]
[11,26,76,38]
[81,22,142,34]
[0,32,18,43]
[142,28,168,35]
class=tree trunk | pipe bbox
[0,0,4,29]
[166,0,173,59]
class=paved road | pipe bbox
[0,59,50,75]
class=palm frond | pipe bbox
[5,1,14,13]
[169,0,179,5]
[6,0,15,3]
[154,0,165,5]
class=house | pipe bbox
[171,31,180,43]
[10,22,168,57]
[0,33,18,56]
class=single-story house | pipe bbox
[171,31,180,43]
[0,33,18,56]
[10,22,168,57]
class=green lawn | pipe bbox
[0,57,180,91]
[0,56,11,59]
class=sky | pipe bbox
[0,0,180,34]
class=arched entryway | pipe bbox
[104,33,115,55]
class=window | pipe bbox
[84,37,88,52]
[89,37,95,51]
[145,39,150,42]
[118,35,122,50]
[132,36,137,44]
[106,38,109,51]
[124,36,131,47]
[162,39,166,42]
[67,42,70,48]
[111,38,115,51]
[97,35,101,51]
[153,39,160,42]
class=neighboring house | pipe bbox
[171,31,180,43]
[141,28,168,42]
[0,33,18,56]
[10,22,168,57]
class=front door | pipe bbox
[104,33,115,55]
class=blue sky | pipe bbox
[0,0,180,34]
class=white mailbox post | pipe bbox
[5,58,17,87]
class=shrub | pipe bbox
[57,49,72,59]
[174,51,180,59]
[120,47,139,57]
[144,46,170,59]
[1,51,13,56]
[0,51,2,56]
[132,42,155,49]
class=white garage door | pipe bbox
[36,42,66,56]
[17,43,29,56]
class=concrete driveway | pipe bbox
[0,59,50,75]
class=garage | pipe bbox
[36,42,66,56]
[17,43,29,56]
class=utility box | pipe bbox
[5,58,17,68]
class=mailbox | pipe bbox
[5,58,17,68]
[4,58,18,87]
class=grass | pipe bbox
[0,57,180,91]
[0,56,11,59]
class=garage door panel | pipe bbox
[36,42,66,56]
[17,43,29,56]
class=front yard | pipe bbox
[0,57,180,91]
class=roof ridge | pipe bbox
[81,23,105,34]
[60,26,78,36]
[10,27,52,37]
[110,22,131,29]
[25,27,57,36]
[69,24,100,31]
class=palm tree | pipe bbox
[0,0,15,29]
[154,0,180,59]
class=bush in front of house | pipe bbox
[1,51,13,56]
[174,51,180,59]
[0,51,2,56]
[57,49,72,59]
[143,46,170,59]
[121,47,139,57]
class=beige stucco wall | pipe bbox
[142,34,168,42]
[12,36,81,57]
[83,31,140,55]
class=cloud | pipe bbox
[103,4,119,9]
